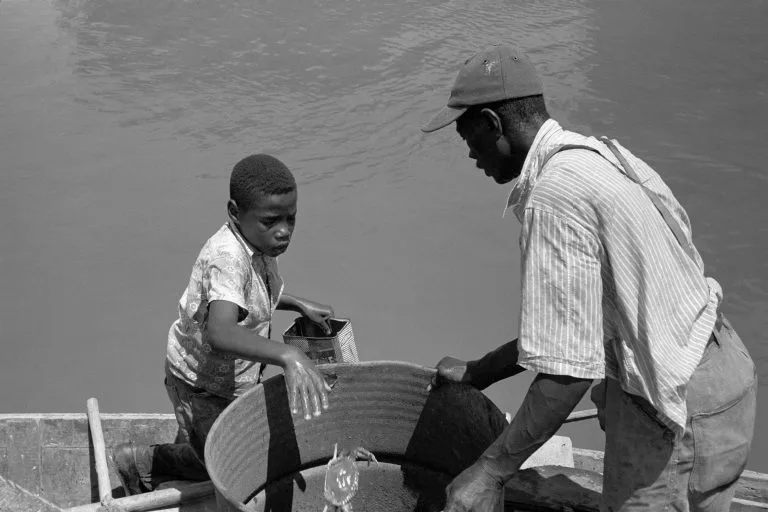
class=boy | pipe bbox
[112,154,335,494]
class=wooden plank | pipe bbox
[572,448,604,474]
[504,465,602,511]
[2,412,767,509]
[0,418,42,495]
[41,447,92,507]
[0,474,63,512]
[733,497,768,510]
[736,470,768,504]
[573,448,768,505]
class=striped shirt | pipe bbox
[506,119,721,430]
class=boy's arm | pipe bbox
[278,293,334,334]
[207,299,294,364]
[207,300,331,419]
[276,293,306,313]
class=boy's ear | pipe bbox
[227,199,239,219]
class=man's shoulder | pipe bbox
[525,149,628,234]
[535,143,631,206]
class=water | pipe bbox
[1,0,767,471]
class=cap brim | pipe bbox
[421,105,468,133]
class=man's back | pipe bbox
[520,128,720,429]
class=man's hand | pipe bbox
[428,356,472,391]
[443,461,504,512]
[281,347,331,420]
[299,299,334,335]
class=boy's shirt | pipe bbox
[166,220,284,398]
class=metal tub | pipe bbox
[205,361,507,512]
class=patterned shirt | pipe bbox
[507,119,721,431]
[166,220,284,398]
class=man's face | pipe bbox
[456,110,526,184]
[230,190,297,257]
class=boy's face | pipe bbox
[229,190,297,257]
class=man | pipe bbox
[421,43,756,511]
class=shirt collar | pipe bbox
[226,218,264,260]
[503,119,564,221]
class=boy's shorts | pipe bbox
[164,366,235,462]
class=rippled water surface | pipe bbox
[2,0,767,470]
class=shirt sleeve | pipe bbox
[202,252,250,313]
[517,208,605,379]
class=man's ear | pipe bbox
[480,108,503,137]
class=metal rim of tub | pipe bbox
[204,360,508,512]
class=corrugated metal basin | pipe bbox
[205,361,508,512]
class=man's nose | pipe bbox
[468,148,477,160]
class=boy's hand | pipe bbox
[282,347,331,420]
[299,299,335,335]
[427,356,472,391]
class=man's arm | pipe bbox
[443,373,592,512]
[479,373,592,479]
[431,340,526,391]
[466,339,526,390]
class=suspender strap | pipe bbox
[542,138,698,263]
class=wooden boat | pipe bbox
[1,362,766,512]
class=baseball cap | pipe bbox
[422,44,543,133]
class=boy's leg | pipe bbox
[165,370,193,444]
[114,441,207,493]
[113,372,233,493]
[149,373,233,484]
[185,386,233,461]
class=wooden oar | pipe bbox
[504,408,599,424]
[74,397,215,512]
[564,408,598,423]
[66,481,214,512]
[86,398,113,506]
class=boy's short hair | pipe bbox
[230,154,297,211]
